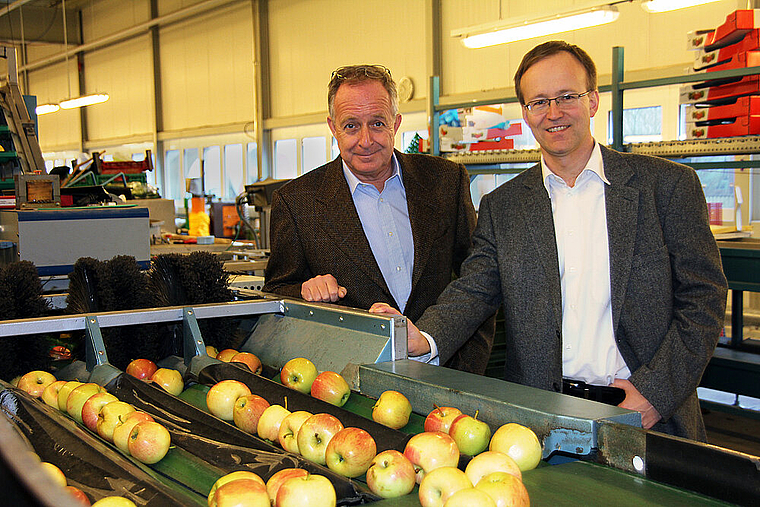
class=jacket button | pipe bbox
[552,382,560,392]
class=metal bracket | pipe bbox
[182,307,206,365]
[83,315,121,385]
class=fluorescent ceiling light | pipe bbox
[641,0,721,13]
[452,5,619,49]
[59,93,109,109]
[35,103,60,115]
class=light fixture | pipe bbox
[452,5,620,49]
[641,0,721,13]
[59,93,110,109]
[35,104,60,115]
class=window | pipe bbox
[247,142,260,182]
[164,150,181,201]
[224,144,244,200]
[184,148,201,196]
[302,137,326,173]
[44,160,54,171]
[469,172,524,210]
[203,146,222,199]
[275,139,297,179]
[607,106,662,144]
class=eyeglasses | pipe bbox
[331,65,392,81]
[523,90,594,114]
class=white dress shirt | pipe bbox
[542,143,630,386]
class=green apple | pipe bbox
[464,450,521,487]
[489,423,542,472]
[57,381,83,411]
[82,392,119,432]
[366,449,416,498]
[97,401,136,442]
[92,497,137,506]
[448,412,491,456]
[475,471,530,507]
[417,466,471,507]
[41,380,67,409]
[280,357,318,394]
[296,413,344,465]
[371,390,412,430]
[443,487,496,507]
[275,473,336,507]
[113,411,154,453]
[278,410,313,454]
[257,404,291,442]
[66,383,105,424]
[206,380,252,421]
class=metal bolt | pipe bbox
[339,316,344,321]
[381,324,386,330]
[632,455,644,472]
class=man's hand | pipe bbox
[611,378,662,429]
[301,274,347,302]
[368,303,431,357]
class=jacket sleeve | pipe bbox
[261,190,311,299]
[628,167,728,421]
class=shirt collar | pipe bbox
[541,142,608,192]
[342,153,402,194]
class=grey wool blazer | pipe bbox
[416,144,728,441]
[263,150,495,375]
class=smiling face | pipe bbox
[327,80,402,188]
[520,51,599,176]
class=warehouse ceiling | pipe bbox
[0,0,81,45]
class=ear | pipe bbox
[327,116,337,137]
[393,114,402,134]
[588,90,600,118]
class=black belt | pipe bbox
[562,378,626,406]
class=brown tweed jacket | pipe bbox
[263,150,495,374]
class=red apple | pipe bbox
[474,471,530,507]
[232,394,270,434]
[65,485,91,506]
[296,413,344,465]
[149,368,184,396]
[231,352,263,374]
[489,423,542,472]
[125,359,157,380]
[57,381,83,411]
[82,392,119,432]
[266,468,308,504]
[424,406,462,434]
[97,401,136,442]
[128,421,171,464]
[464,450,521,487]
[208,471,266,505]
[66,383,105,424]
[216,348,239,362]
[280,358,318,394]
[403,431,460,484]
[206,380,252,421]
[310,371,350,407]
[324,427,376,478]
[42,380,67,408]
[366,449,416,498]
[113,411,155,453]
[40,461,66,486]
[449,412,491,456]
[418,466,471,507]
[275,473,336,507]
[444,487,496,507]
[372,390,412,430]
[257,405,291,442]
[278,410,313,454]
[91,497,136,507]
[210,478,269,507]
[17,370,56,398]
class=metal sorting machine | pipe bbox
[0,296,757,506]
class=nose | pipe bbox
[546,99,563,118]
[358,125,373,147]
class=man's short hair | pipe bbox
[513,41,597,105]
[328,65,399,118]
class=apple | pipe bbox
[280,358,318,394]
[366,449,416,498]
[40,461,66,486]
[206,380,252,421]
[404,431,460,484]
[57,381,83,411]
[449,412,491,456]
[424,406,463,434]
[216,348,239,362]
[210,478,269,507]
[10,375,20,387]
[66,485,91,506]
[489,423,542,472]
[475,471,530,507]
[17,370,56,398]
[278,410,313,454]
[113,412,154,453]
[128,421,171,464]
[266,468,308,504]
[232,394,270,434]
[310,371,350,407]
[231,352,263,374]
[324,427,376,478]
[66,383,105,424]
[125,359,157,380]
[372,390,412,430]
[97,401,136,442]
[208,471,266,505]
[296,413,344,465]
[82,392,119,432]
[257,405,291,442]
[275,473,336,507]
[206,345,219,358]
[149,368,184,396]
[464,450,521,487]
[418,466,471,507]
[92,498,136,507]
[42,380,67,408]
[443,487,496,507]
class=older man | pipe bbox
[263,65,494,374]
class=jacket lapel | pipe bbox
[600,146,639,335]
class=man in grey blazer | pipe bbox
[263,65,494,374]
[372,42,727,440]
